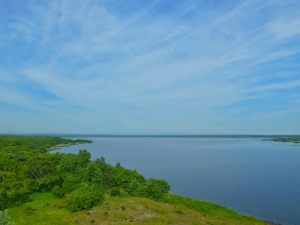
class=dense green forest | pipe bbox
[0,136,267,225]
[0,136,169,211]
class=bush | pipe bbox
[52,186,65,198]
[52,175,82,198]
[143,179,170,199]
[0,192,8,210]
[68,183,104,212]
[126,179,144,196]
[109,187,122,197]
[62,175,81,193]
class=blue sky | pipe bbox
[0,0,300,134]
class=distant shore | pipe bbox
[47,138,92,150]
[272,137,300,144]
[57,134,300,139]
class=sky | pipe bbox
[0,0,300,134]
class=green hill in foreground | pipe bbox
[0,136,268,225]
[9,193,266,225]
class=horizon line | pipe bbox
[1,133,300,137]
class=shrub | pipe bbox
[85,162,102,183]
[109,187,122,197]
[52,175,82,198]
[68,183,104,212]
[62,175,81,193]
[0,192,8,210]
[126,179,144,196]
[143,178,170,199]
[52,186,65,198]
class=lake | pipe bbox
[52,137,300,225]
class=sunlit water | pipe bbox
[52,137,300,225]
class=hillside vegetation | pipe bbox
[0,136,267,225]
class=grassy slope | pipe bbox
[9,193,267,225]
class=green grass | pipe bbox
[163,194,265,225]
[9,193,267,225]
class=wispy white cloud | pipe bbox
[268,17,300,40]
[0,0,300,133]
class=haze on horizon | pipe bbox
[0,0,300,135]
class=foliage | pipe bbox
[68,183,104,212]
[109,187,122,197]
[143,179,170,199]
[0,136,170,212]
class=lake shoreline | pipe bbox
[47,138,93,151]
[2,136,270,225]
[55,137,286,225]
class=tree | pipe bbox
[0,192,8,211]
[85,162,102,183]
[143,179,170,199]
[76,149,91,168]
[115,162,121,168]
[68,183,104,212]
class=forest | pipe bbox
[0,136,169,211]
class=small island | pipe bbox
[272,137,300,144]
[0,136,268,225]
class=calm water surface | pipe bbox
[53,137,300,225]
